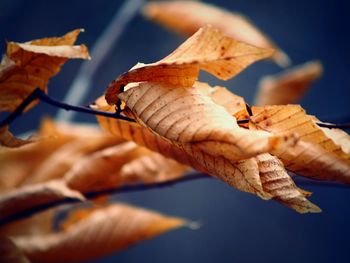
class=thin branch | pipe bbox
[56,0,144,122]
[0,88,135,128]
[0,173,209,226]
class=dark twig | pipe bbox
[0,88,135,128]
[0,173,210,226]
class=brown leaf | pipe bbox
[250,105,350,182]
[0,236,30,263]
[64,142,149,192]
[0,126,34,148]
[256,153,320,213]
[0,29,90,112]
[118,82,297,161]
[0,180,84,222]
[105,26,274,104]
[13,204,185,263]
[143,0,289,66]
[255,61,323,106]
[94,96,282,202]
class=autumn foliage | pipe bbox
[0,1,349,262]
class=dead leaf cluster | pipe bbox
[0,1,350,262]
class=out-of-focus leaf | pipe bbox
[21,136,122,185]
[250,105,350,182]
[0,236,30,263]
[0,180,84,222]
[120,151,189,184]
[13,204,185,263]
[255,61,323,105]
[64,142,148,192]
[143,0,289,66]
[105,26,274,104]
[0,29,90,113]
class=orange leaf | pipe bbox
[255,61,323,106]
[143,0,289,66]
[105,26,274,105]
[0,29,90,112]
[13,204,185,263]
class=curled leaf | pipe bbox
[250,105,350,182]
[255,61,323,106]
[256,153,320,213]
[143,0,289,66]
[118,82,297,161]
[105,26,274,104]
[0,29,90,112]
[13,204,185,263]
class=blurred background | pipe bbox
[1,0,350,262]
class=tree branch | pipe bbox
[0,173,209,226]
[0,88,135,128]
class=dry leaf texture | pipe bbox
[0,29,90,112]
[105,26,274,104]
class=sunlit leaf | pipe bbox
[143,0,289,66]
[0,29,90,112]
[105,26,274,104]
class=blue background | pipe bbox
[1,0,350,262]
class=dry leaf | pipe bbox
[256,153,320,213]
[105,26,274,104]
[0,180,84,222]
[0,126,34,148]
[250,105,350,182]
[64,142,149,192]
[255,61,323,105]
[0,236,30,263]
[143,0,289,66]
[95,96,293,204]
[118,82,297,161]
[0,29,90,112]
[13,204,185,263]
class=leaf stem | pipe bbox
[0,88,135,128]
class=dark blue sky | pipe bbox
[1,1,350,262]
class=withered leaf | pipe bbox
[250,105,350,183]
[0,126,34,148]
[0,180,84,222]
[94,95,314,209]
[255,61,323,106]
[13,204,185,263]
[64,142,149,192]
[118,82,297,161]
[143,0,289,66]
[256,153,320,213]
[0,29,90,112]
[105,26,274,104]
